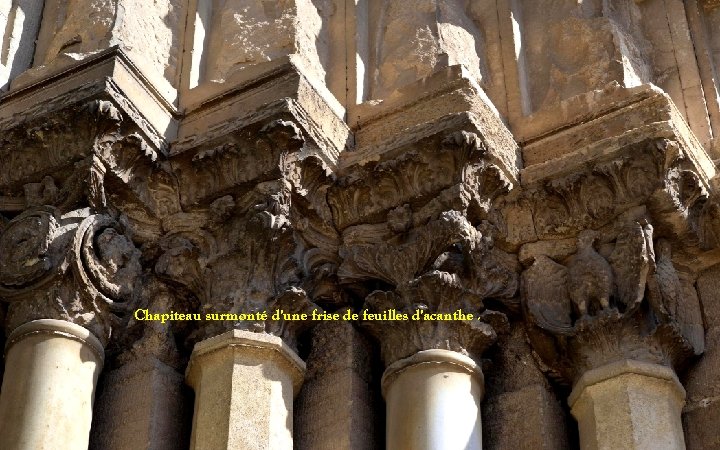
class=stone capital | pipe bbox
[521,217,705,383]
[156,119,338,350]
[361,271,502,367]
[516,88,715,385]
[338,209,516,366]
[0,208,141,345]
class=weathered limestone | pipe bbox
[185,329,305,450]
[0,0,44,91]
[482,327,570,450]
[2,1,720,449]
[684,265,720,449]
[569,360,686,450]
[16,0,186,104]
[295,320,379,450]
[0,319,104,450]
[383,349,484,450]
[90,357,189,450]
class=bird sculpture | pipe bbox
[567,230,613,318]
[648,239,680,320]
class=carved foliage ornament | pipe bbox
[340,210,517,365]
[525,139,709,243]
[0,208,141,344]
[330,131,512,230]
[156,121,330,349]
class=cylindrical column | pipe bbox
[382,349,485,450]
[0,319,105,450]
[569,359,686,450]
[186,329,305,450]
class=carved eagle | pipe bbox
[521,255,573,335]
[608,221,651,315]
[567,230,613,317]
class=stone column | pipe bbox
[521,224,704,450]
[355,269,505,450]
[185,329,305,450]
[569,360,686,450]
[0,319,105,450]
[0,210,142,450]
[382,349,484,450]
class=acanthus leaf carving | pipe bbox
[362,271,499,365]
[330,130,512,230]
[338,210,480,287]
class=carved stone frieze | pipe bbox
[0,96,181,243]
[0,99,122,188]
[170,119,305,207]
[0,207,142,344]
[330,130,514,230]
[514,138,714,250]
[521,218,705,383]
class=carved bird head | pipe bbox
[656,239,672,260]
[577,229,598,250]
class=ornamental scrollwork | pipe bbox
[0,208,142,344]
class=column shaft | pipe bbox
[569,360,686,450]
[186,330,305,450]
[0,319,105,450]
[382,349,484,450]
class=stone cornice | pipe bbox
[0,47,178,151]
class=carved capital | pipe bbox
[340,210,516,366]
[521,219,704,383]
[362,271,503,366]
[0,208,142,345]
[155,138,335,350]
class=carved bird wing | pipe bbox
[609,222,650,314]
[677,275,705,355]
[521,255,573,335]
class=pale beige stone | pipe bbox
[0,319,104,450]
[569,360,687,450]
[1,1,720,449]
[0,0,44,91]
[91,357,188,450]
[185,329,306,450]
[16,0,185,103]
[382,350,484,450]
